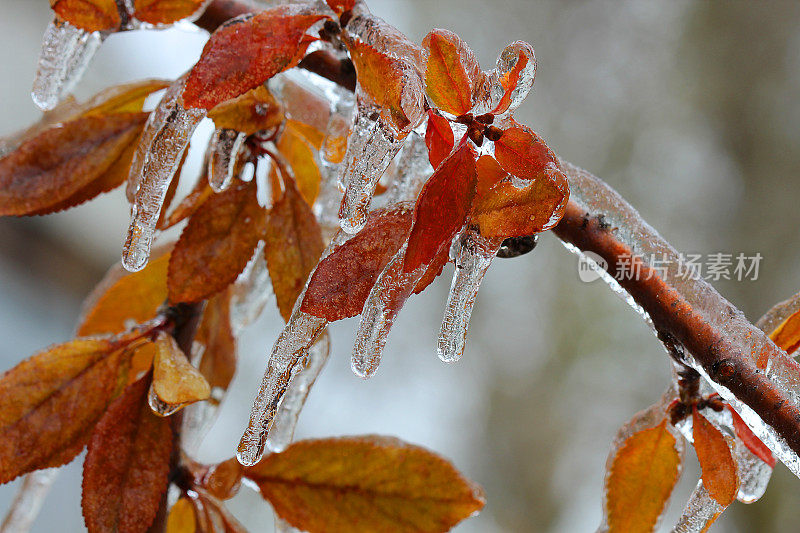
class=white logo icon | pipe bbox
[577,251,608,283]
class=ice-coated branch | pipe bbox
[0,469,59,533]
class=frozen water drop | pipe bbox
[208,128,247,192]
[148,384,183,417]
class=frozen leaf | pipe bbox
[277,120,323,206]
[425,109,454,170]
[769,307,800,355]
[0,113,147,216]
[197,291,237,392]
[605,419,681,533]
[159,172,214,230]
[301,204,413,321]
[203,458,243,501]
[166,497,197,533]
[207,85,284,136]
[153,331,211,406]
[412,246,449,295]
[81,79,171,118]
[50,0,121,32]
[244,436,485,533]
[133,0,208,25]
[404,142,477,273]
[325,0,354,16]
[0,339,123,483]
[471,162,569,239]
[183,5,328,110]
[168,178,265,304]
[264,181,325,320]
[728,405,775,468]
[672,480,725,533]
[492,126,559,180]
[489,41,536,116]
[692,408,738,507]
[82,374,174,533]
[422,29,481,116]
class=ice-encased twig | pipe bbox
[123,76,206,272]
[556,159,800,479]
[32,18,105,111]
[0,469,59,533]
[438,231,500,363]
[379,127,432,206]
[671,480,725,533]
[230,243,274,335]
[208,128,247,192]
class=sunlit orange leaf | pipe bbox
[692,408,739,506]
[474,154,507,197]
[207,85,284,136]
[204,457,243,501]
[278,120,323,206]
[301,204,413,321]
[770,307,800,355]
[244,436,484,533]
[404,142,477,273]
[82,374,174,533]
[471,163,569,240]
[727,405,775,467]
[78,248,170,336]
[605,419,681,533]
[153,331,210,406]
[196,291,237,393]
[264,180,324,321]
[168,179,265,304]
[425,109,454,170]
[166,497,197,533]
[325,0,354,16]
[422,29,481,116]
[183,5,328,110]
[133,0,207,25]
[0,113,147,216]
[0,339,123,483]
[82,79,170,117]
[493,126,559,180]
[51,0,121,32]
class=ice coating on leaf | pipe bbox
[230,242,274,335]
[438,230,500,363]
[480,41,536,117]
[123,76,206,272]
[267,331,330,453]
[32,18,105,111]
[671,480,725,533]
[0,469,59,533]
[757,290,800,340]
[147,385,182,417]
[380,128,432,206]
[208,128,247,192]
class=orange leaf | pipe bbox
[0,339,123,483]
[153,331,210,406]
[82,374,174,533]
[183,5,328,110]
[474,154,508,197]
[692,408,739,506]
[490,43,535,116]
[207,85,284,136]
[0,113,147,216]
[770,307,800,355]
[196,291,237,393]
[605,419,681,533]
[244,436,484,533]
[471,162,569,240]
[81,79,171,117]
[166,497,197,533]
[277,120,323,206]
[168,179,265,304]
[133,0,207,25]
[422,29,481,116]
[51,0,121,32]
[263,180,325,321]
[404,142,477,273]
[727,405,776,467]
[325,0,354,16]
[301,204,413,321]
[203,457,243,501]
[425,109,454,170]
[493,126,560,180]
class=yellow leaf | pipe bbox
[207,85,285,136]
[153,331,211,406]
[166,497,197,533]
[277,120,322,206]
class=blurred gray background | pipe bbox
[2,0,800,531]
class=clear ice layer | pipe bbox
[671,481,725,533]
[208,128,247,192]
[230,243,274,336]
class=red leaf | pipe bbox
[301,204,414,321]
[183,5,328,110]
[728,405,776,468]
[413,246,449,295]
[493,126,559,180]
[325,0,354,16]
[422,29,481,116]
[404,142,477,273]
[425,109,454,170]
[692,407,739,506]
[82,374,174,533]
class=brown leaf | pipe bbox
[0,113,147,216]
[51,0,121,32]
[133,0,207,25]
[277,120,323,206]
[82,374,174,533]
[244,435,485,533]
[168,179,265,304]
[692,408,739,506]
[0,339,123,483]
[183,5,328,110]
[166,497,197,533]
[301,204,413,321]
[422,29,481,116]
[159,172,214,231]
[493,126,560,181]
[196,291,237,393]
[153,331,210,406]
[264,180,325,320]
[207,85,284,136]
[425,109,454,170]
[606,419,681,533]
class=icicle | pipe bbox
[148,385,182,417]
[338,106,405,233]
[230,243,274,335]
[267,331,331,453]
[671,481,725,533]
[123,76,206,272]
[208,128,247,192]
[31,17,105,111]
[0,469,59,533]
[438,231,500,363]
[380,127,432,206]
